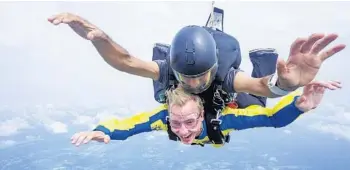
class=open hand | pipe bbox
[48,12,107,41]
[71,131,111,146]
[295,80,341,112]
[277,34,345,90]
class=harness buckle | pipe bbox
[210,118,222,125]
[210,118,222,131]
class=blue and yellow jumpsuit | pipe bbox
[93,91,304,146]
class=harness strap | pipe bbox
[205,83,228,144]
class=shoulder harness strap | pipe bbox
[205,82,231,145]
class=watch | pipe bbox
[267,73,291,96]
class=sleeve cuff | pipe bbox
[223,68,243,93]
[153,60,168,84]
[291,96,305,114]
[93,125,111,137]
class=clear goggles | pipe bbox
[173,63,218,94]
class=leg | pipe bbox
[236,48,278,108]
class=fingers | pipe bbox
[72,132,89,146]
[104,135,111,144]
[315,85,326,94]
[48,12,78,25]
[327,80,342,89]
[309,80,342,90]
[71,132,81,143]
[300,34,325,53]
[276,58,287,75]
[288,33,345,62]
[290,37,308,56]
[48,15,63,25]
[71,131,105,147]
[84,134,94,144]
[310,34,339,55]
[62,17,74,24]
[303,82,314,94]
[47,15,57,23]
[319,44,346,61]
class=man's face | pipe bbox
[173,64,218,94]
[179,73,212,94]
[169,100,204,144]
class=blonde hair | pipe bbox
[165,86,204,111]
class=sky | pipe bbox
[0,1,350,156]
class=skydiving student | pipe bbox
[71,80,341,147]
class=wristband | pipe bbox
[268,73,291,96]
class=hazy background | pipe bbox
[0,1,349,170]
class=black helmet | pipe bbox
[170,25,218,94]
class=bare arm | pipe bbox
[91,35,160,80]
[234,71,279,98]
[233,71,341,99]
[48,13,160,81]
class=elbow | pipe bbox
[116,54,133,73]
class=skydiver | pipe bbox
[48,12,345,145]
[71,80,341,147]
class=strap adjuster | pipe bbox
[210,118,222,131]
[210,118,222,125]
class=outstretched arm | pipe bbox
[71,105,169,146]
[222,80,341,130]
[232,33,345,98]
[48,13,160,80]
[93,105,168,140]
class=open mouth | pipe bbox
[182,134,192,141]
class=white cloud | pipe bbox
[256,166,266,170]
[25,135,42,141]
[309,122,350,141]
[46,121,68,134]
[146,131,168,141]
[184,162,204,170]
[70,105,136,130]
[145,135,155,141]
[0,140,16,149]
[0,118,31,136]
[283,130,292,134]
[269,157,278,162]
[300,103,350,141]
[72,115,95,126]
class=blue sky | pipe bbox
[0,1,349,158]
